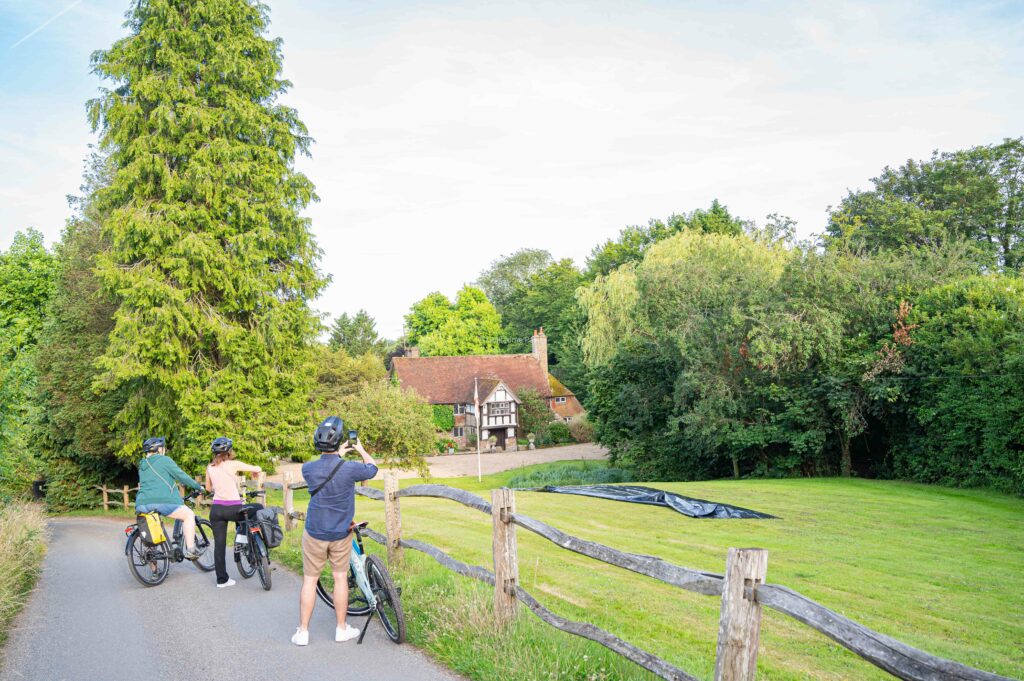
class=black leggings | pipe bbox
[209,503,244,584]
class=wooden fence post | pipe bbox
[714,548,769,681]
[383,470,402,565]
[491,488,518,624]
[100,486,109,512]
[122,485,130,511]
[283,471,295,531]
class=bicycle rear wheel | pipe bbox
[254,535,272,591]
[193,519,215,572]
[366,555,405,643]
[126,533,170,587]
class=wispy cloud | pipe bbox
[10,0,85,49]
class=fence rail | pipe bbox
[279,473,1012,681]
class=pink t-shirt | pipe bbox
[206,460,261,503]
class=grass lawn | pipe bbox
[263,463,1023,680]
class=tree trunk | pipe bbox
[731,454,740,480]
[840,435,852,477]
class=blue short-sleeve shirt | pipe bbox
[302,455,378,541]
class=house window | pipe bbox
[454,404,466,415]
[564,416,573,423]
[453,427,464,437]
[554,397,567,404]
[490,402,510,416]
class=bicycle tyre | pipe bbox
[126,532,170,587]
[235,535,256,579]
[366,555,405,643]
[193,519,215,572]
[254,534,272,591]
[315,567,373,616]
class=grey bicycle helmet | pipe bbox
[142,437,166,453]
[313,416,344,452]
[211,437,233,453]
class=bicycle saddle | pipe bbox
[349,520,369,531]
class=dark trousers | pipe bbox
[209,503,244,584]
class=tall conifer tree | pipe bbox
[88,0,325,469]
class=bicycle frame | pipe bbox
[349,532,376,610]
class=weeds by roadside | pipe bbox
[0,502,47,650]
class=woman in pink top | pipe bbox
[205,437,262,587]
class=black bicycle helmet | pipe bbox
[211,437,233,454]
[313,416,344,452]
[142,437,166,453]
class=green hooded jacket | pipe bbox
[135,454,202,508]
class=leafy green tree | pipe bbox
[87,0,326,471]
[476,248,552,318]
[501,258,584,355]
[408,286,502,356]
[328,310,387,357]
[405,292,454,347]
[891,276,1024,494]
[825,138,1024,271]
[310,345,387,418]
[585,201,748,277]
[338,381,433,476]
[516,388,552,440]
[0,230,58,495]
[0,230,58,361]
[32,151,130,508]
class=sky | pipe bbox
[2,1,1023,339]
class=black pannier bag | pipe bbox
[257,507,283,549]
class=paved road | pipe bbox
[272,442,609,484]
[0,518,461,681]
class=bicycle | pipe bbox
[315,520,406,644]
[124,490,215,586]
[233,489,274,591]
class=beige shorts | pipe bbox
[301,530,352,577]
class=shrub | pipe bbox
[338,381,434,476]
[568,415,594,443]
[547,421,573,445]
[432,404,455,432]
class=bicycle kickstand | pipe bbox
[357,610,373,644]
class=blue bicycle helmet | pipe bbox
[142,437,166,453]
[211,437,233,454]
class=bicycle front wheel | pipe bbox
[254,535,272,591]
[193,519,215,572]
[366,555,405,643]
[126,533,170,587]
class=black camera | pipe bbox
[347,429,358,443]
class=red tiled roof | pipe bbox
[392,354,571,404]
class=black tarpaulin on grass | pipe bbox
[533,484,776,519]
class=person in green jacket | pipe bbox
[135,437,205,559]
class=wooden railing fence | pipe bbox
[270,471,1011,681]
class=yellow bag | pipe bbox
[136,512,166,546]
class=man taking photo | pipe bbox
[292,416,378,646]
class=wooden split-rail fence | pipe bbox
[94,472,270,511]
[266,470,1010,681]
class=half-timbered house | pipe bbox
[391,329,584,450]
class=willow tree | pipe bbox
[88,0,325,470]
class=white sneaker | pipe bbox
[291,628,309,646]
[336,624,360,642]
[216,579,236,588]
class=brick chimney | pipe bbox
[531,328,548,374]
[407,346,420,358]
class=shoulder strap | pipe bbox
[309,459,345,497]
